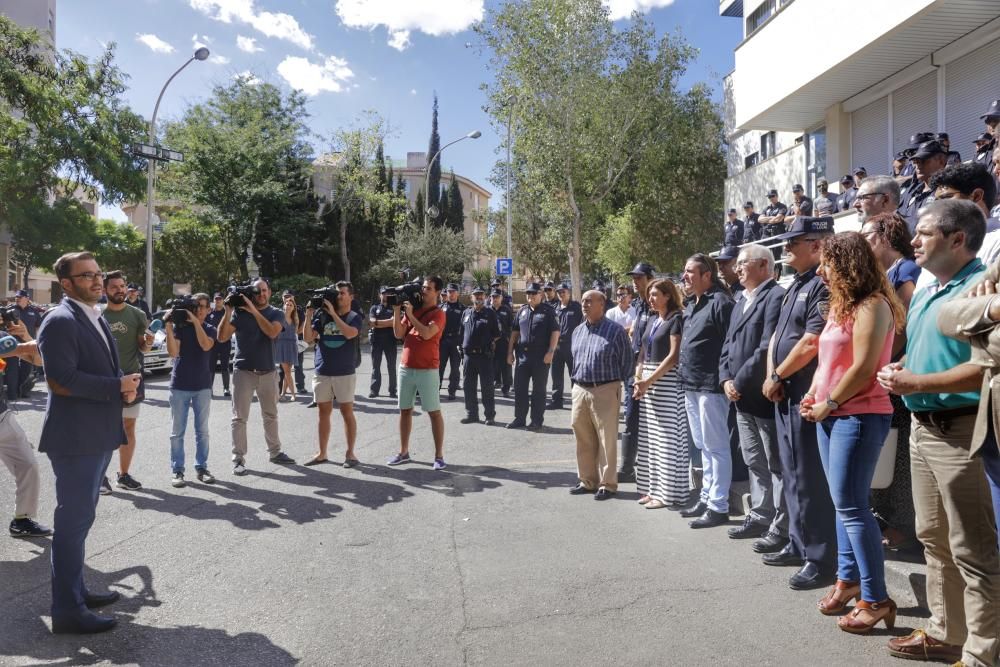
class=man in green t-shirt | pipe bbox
[100,271,152,493]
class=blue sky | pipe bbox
[54,0,742,220]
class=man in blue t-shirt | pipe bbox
[302,280,362,467]
[164,293,217,487]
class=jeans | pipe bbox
[169,388,211,473]
[684,391,732,513]
[817,413,892,602]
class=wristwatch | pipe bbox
[825,398,840,410]
[770,371,783,384]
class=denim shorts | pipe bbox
[398,367,440,412]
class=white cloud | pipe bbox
[335,0,483,51]
[192,33,213,48]
[603,0,678,21]
[233,71,262,85]
[209,54,230,64]
[190,0,315,50]
[276,55,354,96]
[136,33,176,54]
[236,34,263,53]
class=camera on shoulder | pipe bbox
[0,306,20,327]
[165,295,198,328]
[224,282,260,308]
[306,285,339,310]
[383,281,423,309]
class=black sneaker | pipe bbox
[368,392,378,398]
[306,401,317,408]
[196,468,216,484]
[269,452,296,465]
[9,517,53,538]
[460,416,480,424]
[223,390,231,397]
[116,472,142,490]
[99,476,113,496]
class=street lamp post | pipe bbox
[144,47,209,306]
[423,130,482,233]
[505,95,515,262]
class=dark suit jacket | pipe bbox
[37,298,125,455]
[718,280,786,419]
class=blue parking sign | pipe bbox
[496,258,513,276]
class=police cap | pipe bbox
[626,262,656,277]
[556,282,571,292]
[471,285,486,295]
[446,283,459,292]
[774,216,835,241]
[980,99,1000,120]
[717,246,740,261]
[911,140,947,160]
[524,282,542,294]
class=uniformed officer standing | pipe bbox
[723,209,744,247]
[836,176,857,212]
[506,282,560,430]
[11,289,43,396]
[789,184,813,217]
[543,281,559,309]
[368,287,398,398]
[618,262,656,482]
[460,286,502,425]
[759,189,788,239]
[490,280,513,309]
[438,283,465,400]
[548,282,582,410]
[761,216,837,591]
[490,289,514,396]
[898,140,946,233]
[742,202,761,242]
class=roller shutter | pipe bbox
[852,97,889,178]
[892,71,938,162]
[945,40,1000,159]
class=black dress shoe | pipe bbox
[526,423,542,431]
[788,561,835,590]
[752,531,789,554]
[368,392,377,398]
[689,509,728,529]
[679,501,707,518]
[484,419,496,426]
[51,612,118,634]
[506,420,526,429]
[728,515,770,540]
[617,469,636,483]
[594,488,616,501]
[545,402,562,410]
[569,483,594,495]
[84,590,121,609]
[762,544,804,567]
[460,416,480,424]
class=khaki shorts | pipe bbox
[312,373,356,404]
[123,402,141,419]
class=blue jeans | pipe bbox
[169,388,211,473]
[817,413,892,602]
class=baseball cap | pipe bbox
[767,189,779,198]
[791,184,804,193]
[743,201,754,209]
[446,283,459,291]
[911,140,947,160]
[14,289,28,297]
[126,283,138,291]
[471,285,486,295]
[775,216,835,241]
[490,289,503,297]
[852,166,867,175]
[213,292,223,299]
[974,132,993,144]
[727,208,737,214]
[840,174,853,184]
[543,281,555,290]
[980,99,1000,119]
[524,282,542,294]
[557,282,571,292]
[717,246,740,261]
[626,262,656,278]
[379,286,391,294]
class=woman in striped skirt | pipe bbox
[634,278,689,510]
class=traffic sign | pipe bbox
[131,143,184,163]
[496,257,513,276]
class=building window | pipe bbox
[806,127,827,196]
[746,0,775,34]
[744,152,759,169]
[760,132,776,160]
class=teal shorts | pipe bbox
[398,367,441,412]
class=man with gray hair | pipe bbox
[719,244,789,551]
[853,175,902,223]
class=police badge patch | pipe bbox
[818,299,830,320]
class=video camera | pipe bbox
[164,295,199,328]
[306,286,339,310]
[224,282,260,308]
[0,306,19,327]
[383,281,423,309]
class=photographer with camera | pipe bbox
[100,271,153,493]
[301,281,362,467]
[217,279,295,475]
[387,276,448,470]
[164,293,216,487]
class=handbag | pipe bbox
[870,427,898,490]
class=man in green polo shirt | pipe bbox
[877,199,999,667]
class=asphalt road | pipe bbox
[0,353,934,666]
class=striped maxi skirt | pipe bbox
[636,363,690,504]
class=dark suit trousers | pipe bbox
[463,354,495,420]
[211,344,231,392]
[48,449,114,618]
[514,356,550,425]
[370,341,397,395]
[621,374,639,474]
[492,340,512,392]
[550,344,573,405]
[438,338,461,395]
[775,397,836,569]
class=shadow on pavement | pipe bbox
[247,466,415,510]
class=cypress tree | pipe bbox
[375,140,388,193]
[426,93,441,211]
[437,186,449,227]
[386,163,395,197]
[446,170,464,234]
[413,189,425,228]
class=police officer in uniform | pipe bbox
[205,293,232,397]
[11,290,43,397]
[761,216,837,590]
[742,201,761,242]
[975,100,999,177]
[460,286,501,425]
[548,282,582,410]
[490,288,514,396]
[759,189,788,239]
[369,286,398,398]
[619,262,656,482]
[543,281,559,309]
[898,140,945,233]
[438,283,465,400]
[506,282,559,430]
[789,184,812,217]
[491,280,513,309]
[836,176,857,212]
[723,209,744,247]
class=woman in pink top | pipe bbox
[801,232,905,635]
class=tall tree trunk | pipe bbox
[340,210,351,282]
[21,264,32,292]
[566,172,582,301]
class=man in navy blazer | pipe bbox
[37,251,141,634]
[718,244,790,553]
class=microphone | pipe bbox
[0,335,18,355]
[147,319,164,336]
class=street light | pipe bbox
[423,130,482,232]
[144,47,209,306]
[504,95,515,263]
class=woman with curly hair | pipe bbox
[801,232,905,634]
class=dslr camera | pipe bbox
[306,286,339,310]
[224,282,260,308]
[383,281,423,309]
[165,295,199,328]
[0,305,20,327]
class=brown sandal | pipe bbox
[838,598,897,634]
[817,580,861,615]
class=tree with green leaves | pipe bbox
[92,218,145,283]
[445,170,465,234]
[7,198,96,287]
[366,223,474,288]
[426,94,442,212]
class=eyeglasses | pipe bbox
[616,294,629,299]
[70,271,105,282]
[854,192,884,202]
[735,259,764,267]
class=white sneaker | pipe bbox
[171,472,186,488]
[233,460,247,476]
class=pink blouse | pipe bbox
[814,311,893,416]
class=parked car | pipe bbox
[143,328,173,374]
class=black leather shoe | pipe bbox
[679,501,707,518]
[728,515,769,540]
[51,612,118,634]
[762,544,804,567]
[84,590,121,609]
[545,402,563,410]
[788,562,835,590]
[506,420,526,429]
[752,531,789,554]
[594,488,616,501]
[484,419,496,426]
[526,423,543,431]
[689,509,728,529]
[569,483,594,495]
[460,416,480,424]
[617,469,636,483]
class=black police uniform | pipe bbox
[461,304,501,422]
[898,180,935,234]
[549,298,582,408]
[205,307,232,394]
[836,188,856,212]
[761,201,788,238]
[491,301,514,394]
[621,293,652,476]
[511,301,558,427]
[723,218,744,247]
[743,212,761,242]
[771,266,836,573]
[369,302,398,397]
[439,299,465,397]
[791,196,813,217]
[12,303,43,394]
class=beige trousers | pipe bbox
[571,382,622,492]
[0,411,39,518]
[231,369,282,459]
[910,414,1000,667]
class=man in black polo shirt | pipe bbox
[543,281,559,309]
[789,184,812,218]
[759,189,788,239]
[506,282,559,430]
[11,290,42,397]
[205,293,232,397]
[460,286,501,425]
[974,99,999,176]
[548,282,582,410]
[438,284,464,400]
[490,289,514,397]
[368,287,398,399]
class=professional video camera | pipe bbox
[383,280,423,309]
[224,282,260,308]
[164,295,199,328]
[306,286,339,310]
[0,306,20,327]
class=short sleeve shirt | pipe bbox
[401,306,446,369]
[369,304,396,345]
[606,306,636,330]
[312,310,362,376]
[231,305,285,371]
[170,322,216,391]
[793,196,813,216]
[514,303,559,357]
[642,311,682,365]
[102,304,148,374]
[814,194,838,216]
[772,268,829,396]
[887,258,921,291]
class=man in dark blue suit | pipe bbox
[718,244,789,552]
[37,251,141,634]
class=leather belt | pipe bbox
[464,348,487,355]
[575,380,617,389]
[912,405,978,433]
